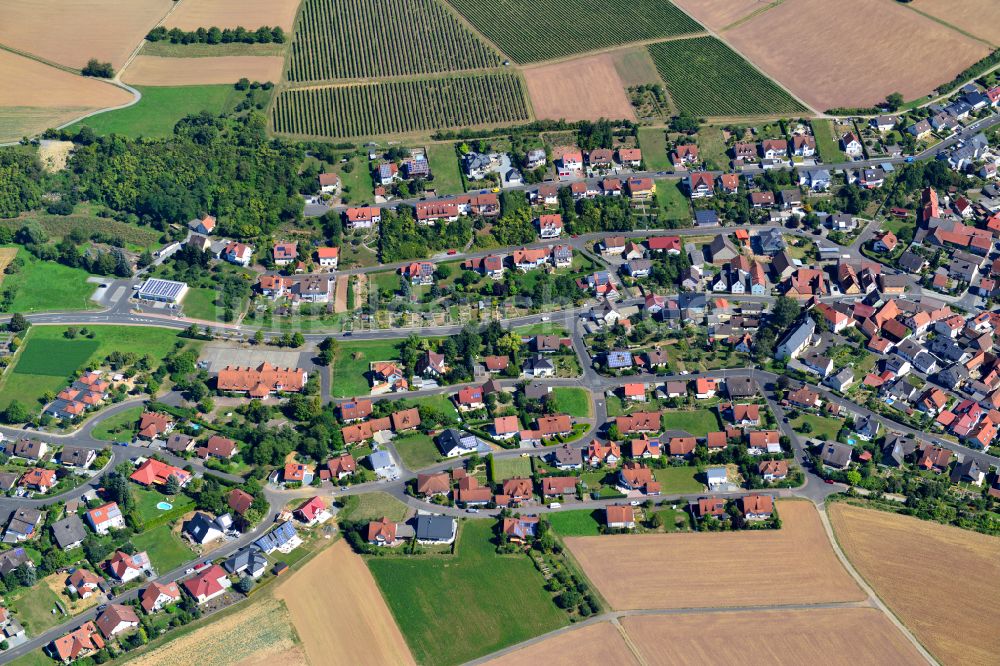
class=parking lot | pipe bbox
[198,346,312,373]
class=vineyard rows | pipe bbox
[272,73,529,138]
[444,0,702,63]
[647,37,806,117]
[287,0,501,81]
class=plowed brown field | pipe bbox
[524,54,636,122]
[122,55,285,85]
[484,621,639,666]
[165,0,302,31]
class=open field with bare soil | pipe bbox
[524,54,636,122]
[829,502,1000,666]
[566,501,863,610]
[622,608,924,666]
[670,0,771,31]
[485,622,639,666]
[122,55,285,85]
[127,596,305,665]
[910,0,1000,45]
[165,0,302,31]
[275,539,415,666]
[0,0,174,70]
[723,0,991,111]
[0,51,133,142]
[37,141,74,173]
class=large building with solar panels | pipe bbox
[136,278,188,304]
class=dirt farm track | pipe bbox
[830,502,1000,666]
[565,500,864,610]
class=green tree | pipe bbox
[7,313,29,332]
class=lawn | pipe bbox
[811,119,847,163]
[368,520,567,665]
[339,492,410,522]
[697,125,730,171]
[13,338,97,376]
[403,393,459,417]
[370,270,401,296]
[551,387,592,418]
[490,456,532,482]
[334,155,375,204]
[131,524,196,572]
[427,143,464,195]
[182,287,223,321]
[5,650,53,666]
[654,179,692,223]
[547,509,604,536]
[656,506,693,531]
[637,127,671,170]
[6,582,66,634]
[393,432,440,470]
[2,247,98,313]
[331,339,401,397]
[882,215,915,239]
[652,466,703,493]
[134,487,195,525]
[791,412,844,440]
[91,405,143,442]
[0,324,191,411]
[662,409,721,437]
[66,84,243,138]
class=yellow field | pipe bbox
[485,621,639,665]
[274,539,415,666]
[122,55,285,85]
[622,608,925,665]
[0,0,174,70]
[128,596,305,665]
[830,502,1000,666]
[911,0,1000,44]
[165,0,302,31]
[565,500,864,610]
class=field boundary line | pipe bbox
[892,1,995,48]
[437,0,515,64]
[517,32,709,69]
[720,0,786,32]
[611,617,647,666]
[0,42,80,75]
[819,503,939,666]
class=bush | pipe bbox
[82,59,114,78]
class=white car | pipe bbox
[629,500,641,506]
[549,502,562,508]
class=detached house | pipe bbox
[688,171,714,199]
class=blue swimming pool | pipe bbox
[156,501,173,511]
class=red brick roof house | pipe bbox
[391,407,421,431]
[615,411,662,434]
[367,517,398,546]
[628,438,661,458]
[728,403,761,426]
[216,362,307,398]
[617,462,661,495]
[501,477,534,503]
[758,459,789,481]
[605,505,636,529]
[454,477,492,505]
[541,476,578,497]
[96,603,139,639]
[416,473,451,497]
[668,436,696,458]
[456,386,485,411]
[740,494,774,520]
[66,568,104,598]
[787,386,820,408]
[137,412,172,440]
[705,431,728,451]
[19,467,56,493]
[585,440,621,467]
[696,497,727,519]
[197,435,238,460]
[141,581,181,613]
[294,496,328,525]
[537,414,572,438]
[51,621,105,663]
[501,515,539,543]
[339,398,373,422]
[323,453,357,481]
[227,489,254,515]
[917,445,952,472]
[182,564,230,604]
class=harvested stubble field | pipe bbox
[0,0,174,70]
[669,0,771,31]
[122,55,285,85]
[647,36,806,117]
[621,608,924,665]
[566,500,863,610]
[723,0,991,111]
[288,0,500,82]
[0,51,133,142]
[127,596,306,665]
[485,621,639,665]
[164,0,302,31]
[272,73,530,139]
[275,539,415,666]
[910,0,1000,45]
[829,502,1000,666]
[524,54,637,122]
[444,0,703,63]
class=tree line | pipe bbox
[146,25,285,45]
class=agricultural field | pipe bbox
[0,205,163,250]
[368,520,567,665]
[393,432,440,470]
[1,250,98,313]
[288,0,500,82]
[165,0,302,31]
[523,54,636,122]
[272,73,530,139]
[0,51,133,143]
[141,41,288,58]
[566,501,864,610]
[490,456,532,482]
[621,608,924,665]
[13,338,98,377]
[486,621,637,665]
[0,0,173,70]
[669,0,767,31]
[637,128,671,171]
[662,408,720,437]
[445,0,702,63]
[277,540,415,666]
[330,338,401,397]
[724,0,991,111]
[339,492,410,523]
[551,387,592,418]
[122,55,285,85]
[910,0,1000,44]
[67,84,246,138]
[830,502,1000,666]
[647,37,806,117]
[127,596,305,665]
